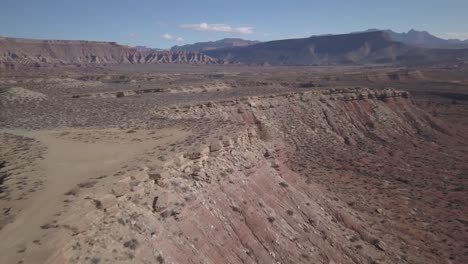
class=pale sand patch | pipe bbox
[0,87,47,103]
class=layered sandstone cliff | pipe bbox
[0,38,220,68]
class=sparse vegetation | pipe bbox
[77,180,97,189]
[123,238,139,250]
[157,255,165,264]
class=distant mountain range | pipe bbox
[364,29,468,49]
[171,29,468,53]
[204,31,468,65]
[1,30,468,69]
[171,38,260,52]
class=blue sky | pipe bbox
[2,0,468,48]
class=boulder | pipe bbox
[131,170,149,182]
[95,194,118,213]
[209,140,223,152]
[148,170,171,184]
[112,180,130,197]
[222,137,233,147]
[248,128,257,138]
[185,146,209,160]
[152,192,170,212]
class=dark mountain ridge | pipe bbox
[204,31,468,66]
[205,31,403,65]
[364,29,468,49]
[171,38,260,52]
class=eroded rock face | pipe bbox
[37,88,467,264]
[0,38,221,68]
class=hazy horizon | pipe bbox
[2,0,468,48]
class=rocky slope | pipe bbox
[9,87,463,264]
[0,38,220,68]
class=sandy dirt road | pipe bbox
[0,128,188,263]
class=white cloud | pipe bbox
[180,22,254,34]
[434,32,468,40]
[161,33,184,43]
[161,33,173,40]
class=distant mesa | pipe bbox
[0,37,221,67]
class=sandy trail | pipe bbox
[0,128,187,264]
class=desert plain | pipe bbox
[1,63,468,264]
